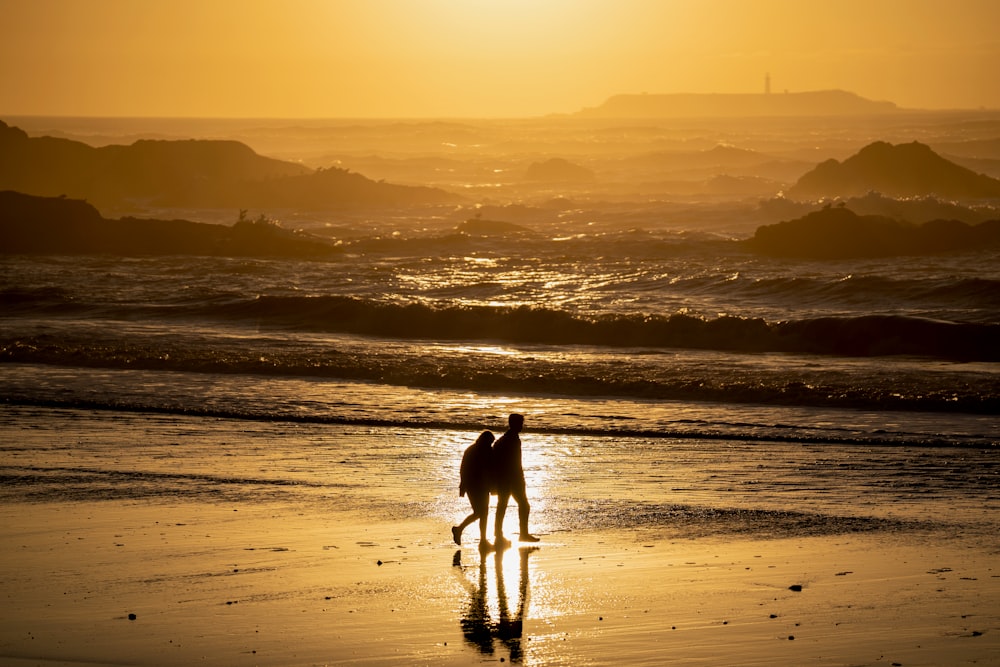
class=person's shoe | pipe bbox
[451,526,462,545]
[519,533,541,542]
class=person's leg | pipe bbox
[454,493,483,544]
[470,491,492,550]
[452,519,465,544]
[512,483,539,541]
[494,489,511,545]
[458,511,477,531]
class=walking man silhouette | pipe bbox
[492,413,540,546]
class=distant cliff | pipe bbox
[748,205,1000,258]
[576,90,897,118]
[789,141,1000,199]
[0,120,459,210]
[0,191,338,257]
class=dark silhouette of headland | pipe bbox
[576,90,897,118]
[0,120,459,210]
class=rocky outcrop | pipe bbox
[789,141,1000,199]
[0,120,459,210]
[748,205,1000,258]
[0,191,338,257]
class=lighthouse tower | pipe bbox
[765,72,771,95]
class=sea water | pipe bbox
[1,219,998,447]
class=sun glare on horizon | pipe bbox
[0,0,998,117]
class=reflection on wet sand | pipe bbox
[454,544,538,663]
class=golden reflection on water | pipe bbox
[449,344,521,356]
[454,544,540,664]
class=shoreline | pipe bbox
[3,371,998,450]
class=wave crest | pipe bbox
[221,296,998,361]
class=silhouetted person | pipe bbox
[492,413,540,546]
[453,430,495,552]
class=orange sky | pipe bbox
[1,0,998,118]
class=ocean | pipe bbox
[1,115,998,539]
[2,219,998,448]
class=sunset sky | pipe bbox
[2,0,998,118]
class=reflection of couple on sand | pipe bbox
[454,545,537,663]
[452,413,540,552]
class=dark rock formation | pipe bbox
[789,141,1000,199]
[748,205,1000,258]
[756,192,1000,225]
[0,120,459,210]
[0,191,338,258]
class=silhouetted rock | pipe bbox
[0,191,338,258]
[748,205,1000,258]
[789,141,1000,199]
[577,90,897,118]
[0,120,459,210]
[237,166,459,209]
[825,192,997,224]
[523,158,594,182]
[756,192,1000,225]
[0,120,307,207]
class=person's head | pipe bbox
[477,430,495,446]
[508,413,525,432]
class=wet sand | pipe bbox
[1,407,998,665]
[1,495,997,666]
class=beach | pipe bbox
[4,10,1000,667]
[1,406,997,666]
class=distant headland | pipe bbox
[575,90,898,118]
[0,120,460,211]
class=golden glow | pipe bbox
[448,345,522,357]
[1,0,998,117]
[454,543,541,662]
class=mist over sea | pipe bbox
[2,114,999,449]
